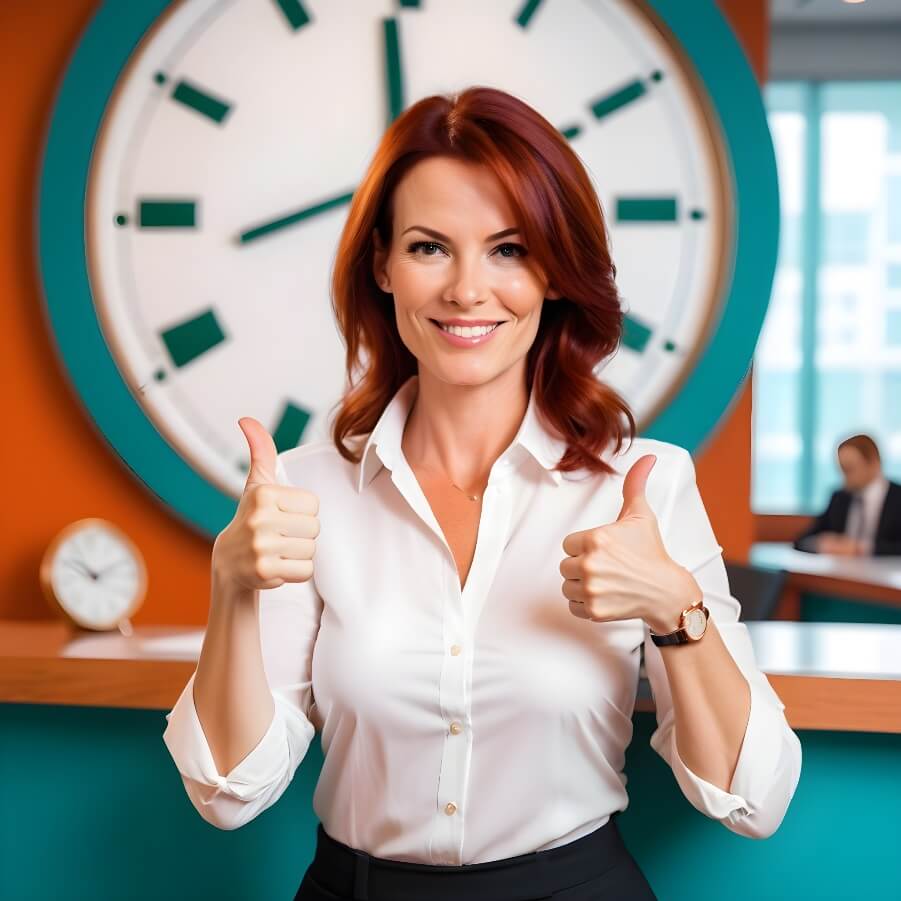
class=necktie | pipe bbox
[847,492,866,542]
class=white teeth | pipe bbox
[438,322,500,338]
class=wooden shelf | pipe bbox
[0,620,198,710]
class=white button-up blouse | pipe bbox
[163,374,802,862]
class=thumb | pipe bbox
[238,417,278,490]
[615,454,657,522]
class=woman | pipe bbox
[163,86,802,900]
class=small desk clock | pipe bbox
[39,518,148,633]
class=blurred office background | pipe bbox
[754,0,901,512]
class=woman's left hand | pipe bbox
[560,454,702,634]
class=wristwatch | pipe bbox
[649,599,710,646]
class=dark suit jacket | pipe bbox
[793,479,901,556]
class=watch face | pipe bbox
[685,607,707,639]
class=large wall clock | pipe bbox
[38,0,778,539]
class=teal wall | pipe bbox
[2,703,898,901]
[800,591,901,625]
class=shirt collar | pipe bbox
[356,374,567,493]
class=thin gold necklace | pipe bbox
[449,480,481,502]
[415,462,484,502]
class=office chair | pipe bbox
[724,559,787,622]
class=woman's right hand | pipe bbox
[212,417,320,592]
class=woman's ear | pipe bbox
[544,286,563,300]
[372,228,391,293]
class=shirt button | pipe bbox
[449,721,462,734]
[450,644,462,656]
[444,802,457,815]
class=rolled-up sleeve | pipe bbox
[162,453,323,830]
[643,446,803,839]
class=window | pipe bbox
[753,81,901,513]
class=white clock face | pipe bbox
[48,523,143,630]
[86,0,731,499]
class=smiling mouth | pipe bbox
[429,319,506,336]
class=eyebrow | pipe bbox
[400,225,521,242]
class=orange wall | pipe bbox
[0,0,765,624]
[695,0,768,564]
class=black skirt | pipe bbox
[294,814,658,901]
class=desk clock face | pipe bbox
[42,520,146,631]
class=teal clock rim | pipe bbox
[37,0,777,541]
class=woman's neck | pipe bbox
[401,369,529,485]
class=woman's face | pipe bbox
[372,155,560,387]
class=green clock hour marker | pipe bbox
[160,309,225,368]
[383,18,404,125]
[272,401,312,453]
[560,124,582,140]
[622,314,653,353]
[274,0,312,31]
[139,200,197,228]
[590,79,649,120]
[171,79,232,124]
[515,0,545,28]
[664,340,678,352]
[616,197,678,222]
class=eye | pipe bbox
[494,242,528,258]
[406,240,446,256]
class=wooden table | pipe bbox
[749,542,901,619]
[2,618,900,733]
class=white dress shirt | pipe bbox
[844,475,890,555]
[163,374,802,862]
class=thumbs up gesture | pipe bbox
[560,454,701,634]
[211,417,320,594]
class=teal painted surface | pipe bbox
[37,0,235,542]
[2,703,898,901]
[801,592,901,625]
[39,0,779,541]
[641,0,780,455]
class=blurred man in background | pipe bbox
[793,434,901,557]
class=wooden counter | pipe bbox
[2,618,900,733]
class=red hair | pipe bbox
[329,85,636,477]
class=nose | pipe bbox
[442,253,490,307]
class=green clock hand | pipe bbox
[383,17,405,126]
[237,190,355,244]
[237,15,405,246]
